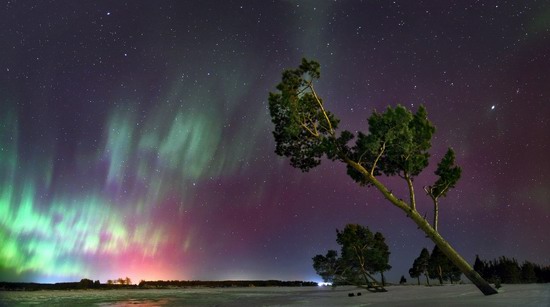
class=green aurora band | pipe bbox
[0,76,267,281]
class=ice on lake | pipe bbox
[1,284,549,306]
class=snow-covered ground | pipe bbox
[1,284,548,306]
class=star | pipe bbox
[1,0,548,286]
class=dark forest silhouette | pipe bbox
[0,279,317,291]
[474,255,550,285]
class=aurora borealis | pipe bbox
[1,1,549,284]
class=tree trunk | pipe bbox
[417,277,420,285]
[361,270,373,287]
[343,161,498,296]
[407,209,498,295]
[433,199,439,232]
[363,269,383,288]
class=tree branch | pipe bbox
[301,122,318,137]
[340,154,412,214]
[370,141,386,175]
[423,182,452,232]
[437,182,452,199]
[404,173,416,211]
[307,81,334,135]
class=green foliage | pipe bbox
[372,232,392,274]
[448,261,463,284]
[474,255,485,275]
[427,148,462,199]
[336,225,391,277]
[521,261,537,283]
[408,266,421,285]
[312,250,341,283]
[410,248,431,285]
[499,258,521,284]
[348,105,435,184]
[336,224,374,266]
[312,224,391,288]
[269,58,436,186]
[428,245,446,284]
[268,58,341,171]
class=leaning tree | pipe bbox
[312,224,390,291]
[268,58,497,295]
[336,224,389,291]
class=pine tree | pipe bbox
[312,224,391,291]
[336,224,383,289]
[521,261,537,283]
[312,250,341,284]
[428,245,447,284]
[474,255,486,278]
[410,248,431,286]
[409,266,421,285]
[371,232,392,286]
[268,58,497,295]
[424,148,461,232]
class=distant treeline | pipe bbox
[0,279,316,291]
[138,280,317,288]
[0,279,136,291]
[474,255,550,284]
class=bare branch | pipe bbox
[370,141,386,175]
[306,81,334,135]
[301,123,319,137]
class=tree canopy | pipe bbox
[312,250,340,284]
[312,224,390,291]
[424,148,462,231]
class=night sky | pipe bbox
[1,1,549,284]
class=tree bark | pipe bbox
[433,198,439,232]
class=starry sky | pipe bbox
[1,0,549,284]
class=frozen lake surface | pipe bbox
[1,284,549,306]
